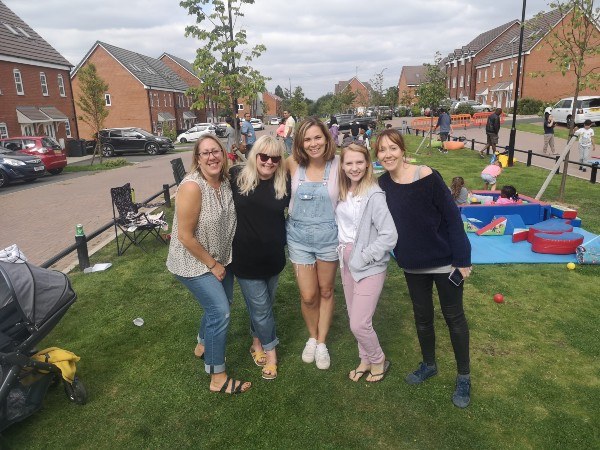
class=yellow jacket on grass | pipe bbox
[32,347,80,384]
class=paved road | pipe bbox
[1,120,596,273]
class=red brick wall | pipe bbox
[0,61,77,141]
[262,93,280,118]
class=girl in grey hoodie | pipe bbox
[335,143,398,383]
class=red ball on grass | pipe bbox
[493,293,504,303]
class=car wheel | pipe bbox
[180,138,187,144]
[49,168,63,175]
[146,143,159,155]
[101,144,115,157]
[0,170,7,188]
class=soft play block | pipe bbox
[570,217,582,227]
[512,228,529,242]
[460,192,552,225]
[551,205,577,219]
[476,217,506,236]
[443,140,464,150]
[494,214,525,235]
[531,232,584,255]
[527,218,574,243]
[461,214,481,233]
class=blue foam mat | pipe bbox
[468,227,599,264]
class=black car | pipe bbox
[99,128,174,157]
[214,123,227,138]
[0,144,46,187]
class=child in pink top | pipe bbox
[495,185,519,204]
[481,160,502,190]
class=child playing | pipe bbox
[574,119,596,172]
[481,160,503,190]
[495,185,519,204]
[449,176,470,205]
[336,143,397,383]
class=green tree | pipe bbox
[533,0,600,200]
[399,89,415,106]
[274,84,285,98]
[180,0,268,135]
[75,63,109,165]
[385,86,399,110]
[369,70,386,109]
[287,86,308,120]
[416,52,447,110]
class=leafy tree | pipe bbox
[274,84,285,98]
[399,89,415,106]
[180,0,268,135]
[75,63,109,165]
[533,0,600,199]
[287,86,309,120]
[416,52,447,110]
[385,86,399,110]
[369,70,386,108]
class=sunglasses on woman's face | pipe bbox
[257,153,282,163]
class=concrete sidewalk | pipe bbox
[1,151,193,272]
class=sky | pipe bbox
[4,0,554,99]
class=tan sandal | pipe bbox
[249,348,267,366]
[262,364,278,380]
[194,343,204,359]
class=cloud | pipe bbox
[4,0,551,99]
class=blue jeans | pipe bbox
[284,137,293,155]
[237,275,280,350]
[175,269,234,374]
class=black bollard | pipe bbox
[555,156,560,175]
[471,139,475,150]
[591,163,598,184]
[527,150,532,167]
[75,225,90,271]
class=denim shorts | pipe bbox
[286,219,339,265]
[481,173,497,185]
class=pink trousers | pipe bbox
[340,244,386,364]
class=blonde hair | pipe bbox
[190,135,230,181]
[338,143,377,201]
[292,117,337,166]
[237,135,288,200]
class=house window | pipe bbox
[0,123,8,139]
[105,93,112,106]
[65,120,72,138]
[238,104,244,111]
[492,65,496,78]
[447,79,450,89]
[510,61,514,75]
[163,94,167,107]
[452,77,457,88]
[484,69,488,82]
[499,63,504,77]
[40,72,49,96]
[459,76,464,88]
[3,23,18,35]
[169,94,172,107]
[149,91,154,107]
[13,69,24,95]
[460,59,464,66]
[57,74,66,96]
[16,26,31,38]
[467,75,470,86]
[477,70,481,83]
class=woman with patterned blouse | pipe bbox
[167,135,251,395]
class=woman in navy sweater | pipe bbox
[375,128,473,408]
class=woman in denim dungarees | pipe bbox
[286,118,340,370]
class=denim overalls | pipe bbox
[287,160,338,264]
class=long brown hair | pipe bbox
[292,117,337,166]
[338,144,377,201]
[373,128,407,157]
[450,177,465,200]
[189,134,229,181]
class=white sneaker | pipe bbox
[315,343,330,370]
[301,338,317,363]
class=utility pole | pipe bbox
[508,0,526,167]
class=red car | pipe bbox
[0,136,67,174]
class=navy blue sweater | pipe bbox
[378,170,471,270]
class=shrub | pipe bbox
[103,158,127,168]
[517,97,543,115]
[411,106,422,117]
[454,104,475,116]
[161,122,177,141]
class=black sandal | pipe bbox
[213,376,251,395]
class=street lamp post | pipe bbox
[508,0,527,167]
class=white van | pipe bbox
[549,96,600,126]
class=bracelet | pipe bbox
[207,261,217,270]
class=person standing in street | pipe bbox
[283,110,296,155]
[574,120,596,172]
[240,112,256,154]
[224,117,236,153]
[542,108,556,155]
[434,108,452,154]
[480,108,502,158]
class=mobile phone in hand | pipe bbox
[448,268,464,286]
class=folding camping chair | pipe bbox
[110,183,168,256]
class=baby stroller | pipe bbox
[0,261,86,432]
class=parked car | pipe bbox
[98,128,174,156]
[334,114,374,131]
[0,144,46,187]
[250,118,264,130]
[0,136,67,175]
[451,100,492,113]
[214,123,228,138]
[269,117,282,125]
[548,96,600,126]
[176,124,216,143]
[377,107,393,120]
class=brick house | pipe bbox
[71,41,194,139]
[444,20,520,102]
[262,91,282,120]
[0,0,78,145]
[397,65,428,105]
[475,8,600,107]
[334,77,372,109]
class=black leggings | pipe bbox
[403,271,470,375]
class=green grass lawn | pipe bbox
[64,158,131,172]
[2,140,599,449]
[502,122,600,145]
